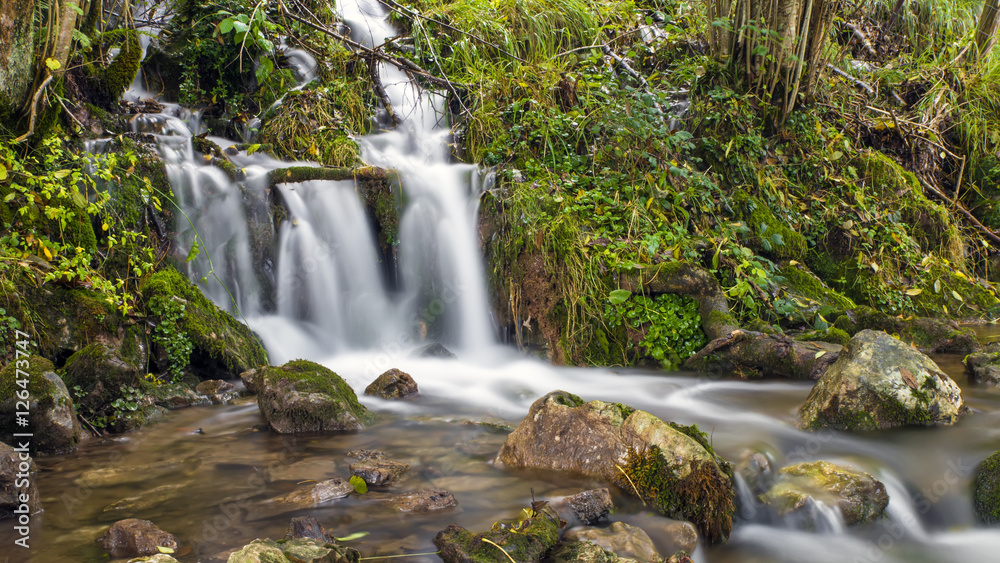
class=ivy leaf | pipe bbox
[349,475,368,494]
[608,289,632,305]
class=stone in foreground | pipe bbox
[496,391,735,542]
[434,511,560,563]
[550,488,614,525]
[0,441,41,519]
[100,518,177,558]
[350,459,410,486]
[365,368,419,399]
[760,460,888,527]
[0,356,81,453]
[564,522,660,563]
[257,360,374,433]
[799,330,964,431]
[226,538,360,563]
[974,450,1000,524]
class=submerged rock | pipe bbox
[261,478,354,513]
[565,522,660,563]
[383,489,457,512]
[799,330,965,431]
[496,391,735,542]
[225,538,360,563]
[550,488,614,526]
[0,356,81,453]
[197,379,236,395]
[434,511,560,563]
[760,461,888,527]
[104,484,186,514]
[365,368,418,399]
[974,450,1000,524]
[286,516,328,541]
[548,541,637,563]
[413,343,456,358]
[256,360,374,433]
[99,518,177,558]
[350,459,410,486]
[0,441,42,519]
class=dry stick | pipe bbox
[917,176,1000,247]
[954,155,967,206]
[380,0,527,64]
[367,57,401,127]
[600,44,669,123]
[13,74,55,143]
[825,63,874,95]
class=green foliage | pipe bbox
[71,383,146,430]
[604,292,707,369]
[148,295,194,382]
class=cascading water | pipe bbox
[45,2,1000,563]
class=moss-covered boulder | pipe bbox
[226,538,360,563]
[0,356,81,453]
[964,352,1000,385]
[256,360,374,433]
[760,461,888,527]
[831,306,979,354]
[737,195,807,261]
[799,330,965,431]
[974,450,1000,524]
[140,267,267,378]
[496,391,735,542]
[434,510,561,563]
[0,441,41,519]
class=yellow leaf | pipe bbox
[870,262,880,273]
[952,290,964,302]
[45,57,61,71]
[645,197,653,209]
[904,288,923,296]
[102,222,109,231]
[789,260,800,266]
[157,546,175,554]
[0,164,7,181]
[41,246,52,260]
[815,350,827,359]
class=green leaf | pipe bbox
[0,164,7,181]
[608,289,632,305]
[335,532,369,542]
[219,17,235,34]
[71,189,87,209]
[232,20,250,34]
[185,239,200,263]
[45,58,61,71]
[349,475,368,494]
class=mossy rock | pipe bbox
[497,391,735,542]
[61,342,157,433]
[227,538,360,563]
[140,267,267,377]
[0,356,81,452]
[256,360,375,433]
[907,264,1000,319]
[434,511,561,563]
[974,450,1000,524]
[25,286,120,361]
[760,460,889,527]
[831,306,979,353]
[793,327,851,347]
[735,194,807,261]
[778,262,855,318]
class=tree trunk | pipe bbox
[977,0,1000,60]
[0,0,38,118]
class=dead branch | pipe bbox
[266,165,398,186]
[917,176,1000,247]
[367,57,401,127]
[826,63,874,95]
[13,75,55,143]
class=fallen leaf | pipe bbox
[900,368,918,389]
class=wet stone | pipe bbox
[264,478,354,512]
[384,489,457,512]
[412,343,456,358]
[346,449,384,461]
[564,522,661,563]
[286,515,328,541]
[99,518,177,558]
[550,488,614,526]
[350,459,410,486]
[365,368,419,399]
[196,379,236,395]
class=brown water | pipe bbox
[3,350,1000,563]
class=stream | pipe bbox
[5,0,1000,561]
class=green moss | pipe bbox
[0,356,56,402]
[779,264,855,311]
[738,195,807,260]
[101,29,143,97]
[551,391,585,408]
[795,327,851,346]
[141,267,268,376]
[262,359,376,426]
[434,511,561,563]
[621,445,734,543]
[975,450,1000,524]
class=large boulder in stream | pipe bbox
[974,450,1000,524]
[256,360,374,433]
[0,356,81,453]
[140,267,268,378]
[99,518,177,558]
[799,330,965,431]
[760,461,888,527]
[495,391,736,542]
[365,368,418,399]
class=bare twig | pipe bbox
[826,63,874,95]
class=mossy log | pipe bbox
[266,165,398,186]
[619,262,841,379]
[686,330,841,380]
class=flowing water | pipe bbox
[10,1,1000,561]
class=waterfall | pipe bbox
[126,0,494,360]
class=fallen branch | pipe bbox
[267,165,398,186]
[13,74,55,143]
[367,57,401,127]
[826,63,874,95]
[917,176,1000,247]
